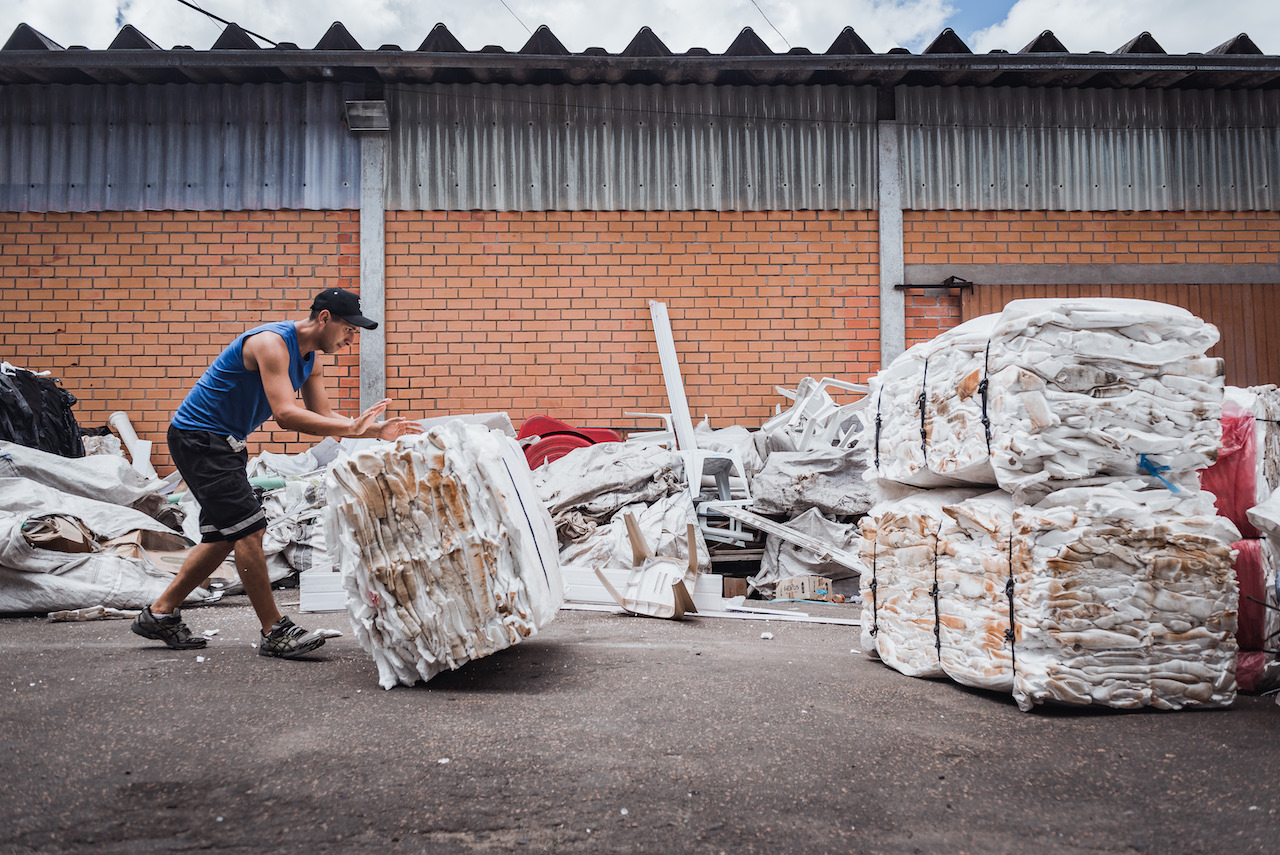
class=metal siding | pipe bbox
[0,83,361,212]
[899,86,1280,211]
[387,83,879,211]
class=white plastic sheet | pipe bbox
[0,440,167,507]
[749,449,874,518]
[751,507,863,594]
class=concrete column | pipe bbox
[359,132,387,411]
[877,120,905,367]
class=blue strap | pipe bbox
[1138,454,1181,493]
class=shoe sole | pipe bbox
[259,635,326,659]
[131,621,207,649]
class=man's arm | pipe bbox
[245,332,419,439]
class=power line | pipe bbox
[750,0,791,50]
[497,0,534,37]
[171,0,278,47]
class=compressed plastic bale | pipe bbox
[1249,385,1280,496]
[1234,537,1280,692]
[858,489,984,677]
[1009,485,1239,712]
[324,422,562,689]
[859,299,1224,502]
[937,492,1018,692]
[1200,385,1280,538]
[862,341,967,489]
[857,483,1240,712]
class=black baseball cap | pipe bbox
[310,288,378,330]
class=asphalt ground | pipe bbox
[1,591,1278,855]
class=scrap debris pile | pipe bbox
[857,298,1246,711]
[0,440,201,613]
[530,395,875,608]
[532,440,708,605]
[324,421,562,689]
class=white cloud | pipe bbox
[2,0,954,53]
[10,0,1272,56]
[970,0,1280,55]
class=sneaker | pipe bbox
[258,616,326,659]
[131,606,207,650]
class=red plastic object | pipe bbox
[518,415,623,469]
[1234,538,1265,652]
[524,433,594,469]
[1200,403,1259,538]
[1238,650,1266,693]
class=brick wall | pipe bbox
[1,209,879,471]
[0,211,361,471]
[901,210,1280,345]
[385,210,880,432]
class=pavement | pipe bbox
[2,590,1278,855]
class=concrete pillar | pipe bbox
[359,133,387,411]
[877,120,905,367]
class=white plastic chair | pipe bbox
[761,376,869,452]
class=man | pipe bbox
[132,287,422,659]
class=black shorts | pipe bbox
[167,425,267,544]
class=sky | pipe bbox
[0,0,1277,57]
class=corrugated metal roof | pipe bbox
[387,83,878,211]
[0,82,361,212]
[898,86,1280,211]
[0,23,1277,91]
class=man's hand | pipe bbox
[350,398,425,440]
[371,418,424,441]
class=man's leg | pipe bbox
[234,529,326,659]
[231,529,283,635]
[133,540,233,649]
[151,540,235,616]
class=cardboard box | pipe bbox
[773,575,834,602]
[22,514,97,553]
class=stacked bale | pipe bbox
[858,299,1240,711]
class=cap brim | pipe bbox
[341,314,378,330]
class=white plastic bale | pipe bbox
[1009,485,1238,712]
[1251,385,1280,495]
[858,489,984,677]
[1246,537,1280,691]
[938,491,1017,692]
[858,299,1225,502]
[858,484,1239,712]
[324,423,562,689]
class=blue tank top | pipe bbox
[172,321,315,440]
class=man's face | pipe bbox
[322,314,361,353]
